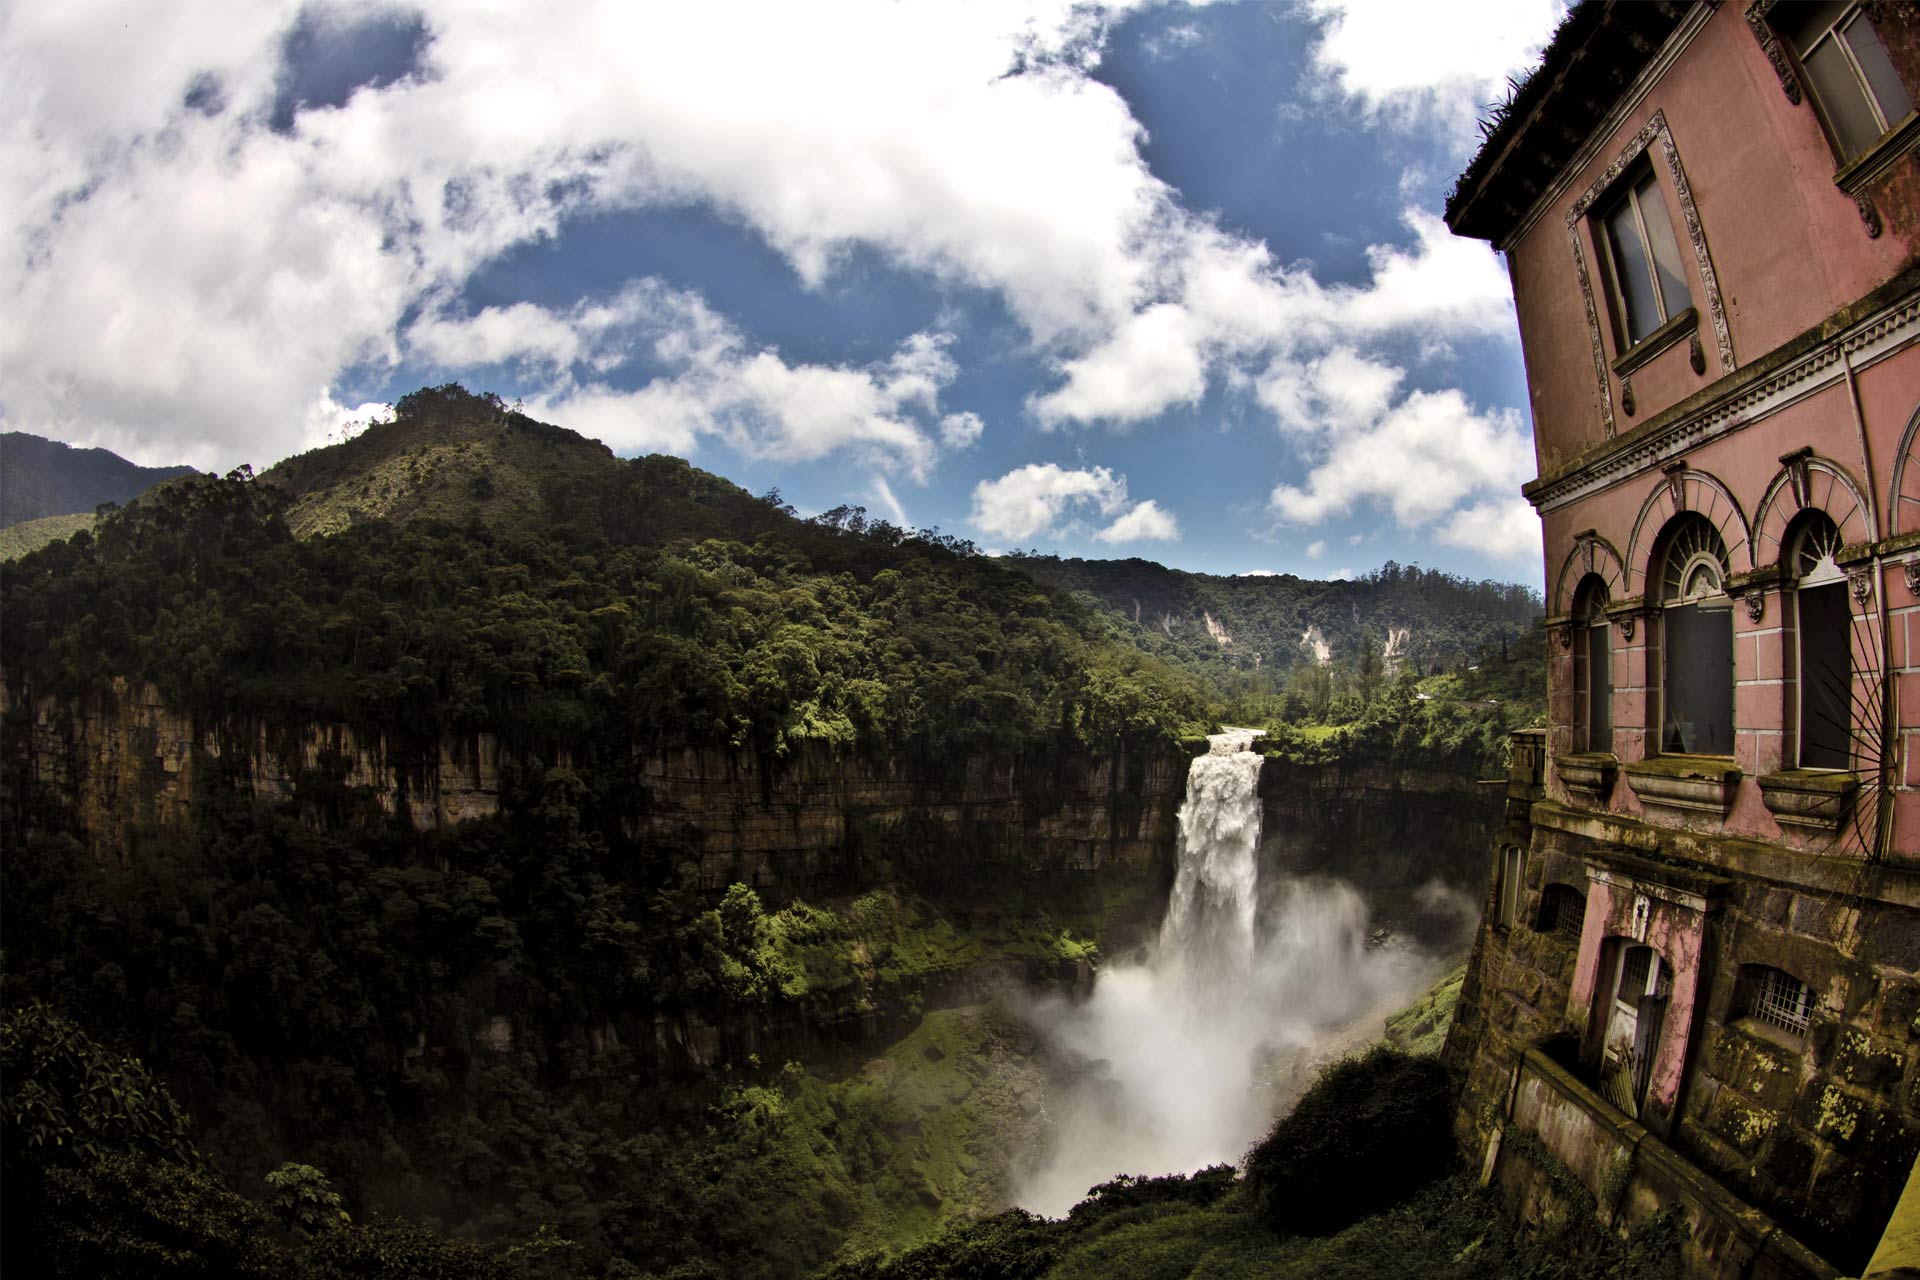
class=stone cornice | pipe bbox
[1495,3,1717,252]
[1524,272,1920,514]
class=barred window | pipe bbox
[1741,965,1814,1036]
[1535,883,1587,941]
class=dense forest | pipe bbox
[1,386,1552,1277]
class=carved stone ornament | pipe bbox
[1856,193,1883,238]
[1583,537,1596,576]
[1905,559,1920,595]
[1743,592,1766,623]
[1689,332,1706,375]
[1663,462,1688,511]
[1618,615,1637,641]
[1622,374,1636,417]
[1558,625,1575,651]
[1745,0,1803,105]
[1849,568,1874,602]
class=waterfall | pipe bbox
[1012,727,1434,1218]
[1156,728,1265,999]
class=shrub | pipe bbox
[1244,1047,1455,1236]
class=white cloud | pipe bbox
[1439,497,1543,560]
[2,0,1528,483]
[870,474,910,526]
[1241,569,1279,577]
[2,0,1543,564]
[1326,567,1356,581]
[1094,497,1180,543]
[970,463,1128,542]
[420,279,961,478]
[939,411,984,449]
[1301,0,1565,137]
[1304,539,1325,559]
[1269,388,1536,554]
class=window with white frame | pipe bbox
[1778,1,1915,165]
[1792,513,1853,769]
[1596,162,1693,349]
[1657,515,1734,755]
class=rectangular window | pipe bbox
[1781,1,1915,163]
[1586,621,1612,753]
[1743,966,1814,1036]
[1798,581,1852,768]
[1597,166,1692,348]
[1663,600,1735,755]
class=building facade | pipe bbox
[1443,2,1920,1275]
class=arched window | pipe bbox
[1534,883,1587,940]
[1791,513,1852,769]
[1736,964,1813,1039]
[1573,576,1612,753]
[1657,515,1733,755]
[1497,846,1524,930]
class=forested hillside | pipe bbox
[1,385,1549,1277]
[5,386,1211,763]
[0,431,195,529]
[1016,555,1539,721]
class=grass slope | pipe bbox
[0,512,93,561]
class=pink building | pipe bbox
[1442,3,1920,1275]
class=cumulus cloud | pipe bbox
[1304,539,1325,559]
[416,279,961,477]
[1302,0,1565,136]
[1095,497,1179,543]
[970,462,1175,544]
[939,411,985,449]
[3,0,1545,559]
[1268,387,1541,561]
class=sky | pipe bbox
[2,0,1567,585]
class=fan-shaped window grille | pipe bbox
[1793,513,1851,769]
[1657,515,1733,755]
[1659,515,1730,601]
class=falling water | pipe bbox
[1157,728,1267,998]
[1013,728,1433,1217]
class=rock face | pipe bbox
[1257,757,1500,940]
[4,680,1189,895]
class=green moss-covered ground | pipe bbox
[1382,962,1466,1058]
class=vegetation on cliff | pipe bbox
[3,387,1213,763]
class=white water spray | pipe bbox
[1014,729,1433,1216]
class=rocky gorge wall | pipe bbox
[2,678,1189,897]
[1256,758,1503,939]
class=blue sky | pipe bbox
[3,0,1564,585]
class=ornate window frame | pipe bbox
[1566,110,1735,440]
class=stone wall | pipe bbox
[1447,735,1920,1273]
[2,679,1188,898]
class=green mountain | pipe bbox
[0,430,196,529]
[0,385,1552,1278]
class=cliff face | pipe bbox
[5,680,1188,895]
[1257,758,1501,937]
